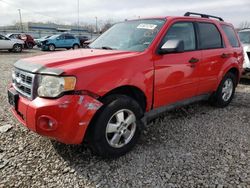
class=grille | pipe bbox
[12,69,35,99]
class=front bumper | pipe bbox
[9,87,103,144]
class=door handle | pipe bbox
[221,53,230,58]
[189,57,199,64]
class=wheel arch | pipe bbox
[99,85,147,113]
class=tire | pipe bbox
[88,95,144,158]
[66,48,71,50]
[48,44,55,51]
[72,44,79,50]
[210,72,236,108]
[27,42,34,49]
[12,44,22,53]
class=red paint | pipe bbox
[9,16,243,144]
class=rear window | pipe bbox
[221,25,240,47]
[198,23,223,50]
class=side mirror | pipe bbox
[159,39,184,54]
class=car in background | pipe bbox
[34,36,51,47]
[75,35,89,47]
[0,34,24,52]
[39,34,80,51]
[6,33,36,49]
[238,28,250,77]
[82,38,95,48]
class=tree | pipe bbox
[239,21,250,29]
[100,19,114,33]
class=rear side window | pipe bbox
[198,23,223,49]
[162,22,196,51]
[221,25,240,47]
[65,35,75,40]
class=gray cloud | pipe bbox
[0,0,249,27]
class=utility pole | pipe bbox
[95,16,98,34]
[77,0,79,34]
[18,9,23,32]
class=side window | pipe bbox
[198,23,223,49]
[65,35,75,40]
[162,22,196,51]
[221,25,240,47]
[9,35,15,39]
[59,35,65,40]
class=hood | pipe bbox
[14,49,140,75]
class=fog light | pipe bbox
[38,116,58,131]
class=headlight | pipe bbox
[37,75,76,98]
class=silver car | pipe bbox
[239,29,250,77]
[0,34,24,52]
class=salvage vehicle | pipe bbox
[0,34,24,52]
[34,36,51,47]
[39,34,80,51]
[8,12,243,158]
[75,35,89,48]
[6,33,36,49]
[238,28,250,78]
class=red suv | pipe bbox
[8,12,243,158]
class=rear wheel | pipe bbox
[48,44,55,51]
[12,44,22,53]
[27,42,34,49]
[72,44,79,50]
[88,95,143,158]
[210,72,236,107]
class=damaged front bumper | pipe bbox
[8,87,103,144]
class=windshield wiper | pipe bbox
[101,46,114,50]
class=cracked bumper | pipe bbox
[9,88,102,144]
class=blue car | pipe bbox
[40,34,80,51]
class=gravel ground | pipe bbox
[1,49,250,187]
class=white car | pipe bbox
[238,29,250,77]
[0,34,24,52]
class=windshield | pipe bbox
[49,35,60,39]
[89,19,165,52]
[239,31,250,44]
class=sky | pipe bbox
[0,0,250,27]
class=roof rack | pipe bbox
[184,12,224,21]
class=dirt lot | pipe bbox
[0,49,250,187]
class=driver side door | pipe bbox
[154,21,201,108]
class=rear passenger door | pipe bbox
[196,22,228,95]
[64,35,75,47]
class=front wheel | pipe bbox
[210,72,236,107]
[48,44,55,51]
[12,44,22,53]
[88,95,143,158]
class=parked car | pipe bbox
[6,33,36,49]
[238,28,250,77]
[0,34,24,52]
[8,12,243,158]
[34,36,51,47]
[82,39,95,48]
[75,35,89,47]
[39,34,80,51]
